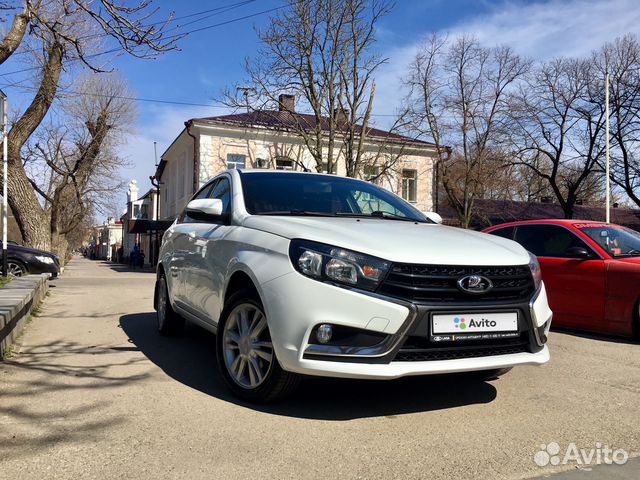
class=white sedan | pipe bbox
[155,170,551,402]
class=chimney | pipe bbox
[334,107,350,123]
[278,94,295,112]
[127,179,139,203]
[613,202,619,208]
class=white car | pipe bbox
[155,170,552,402]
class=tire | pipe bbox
[155,275,184,336]
[633,299,640,340]
[468,367,513,381]
[7,259,27,277]
[216,288,300,403]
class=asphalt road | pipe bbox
[0,258,638,480]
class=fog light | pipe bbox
[316,324,333,344]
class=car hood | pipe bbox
[242,216,530,265]
[6,243,54,257]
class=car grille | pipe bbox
[377,264,535,304]
[393,343,529,362]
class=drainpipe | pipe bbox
[186,120,199,194]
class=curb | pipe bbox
[0,274,49,359]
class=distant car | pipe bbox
[0,241,60,278]
[484,220,640,338]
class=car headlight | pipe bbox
[289,239,390,291]
[35,255,55,265]
[528,251,542,290]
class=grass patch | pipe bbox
[2,344,15,360]
[0,276,12,289]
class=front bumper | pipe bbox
[260,272,552,380]
[28,261,59,278]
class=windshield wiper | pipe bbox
[335,211,424,222]
[258,210,337,217]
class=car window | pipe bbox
[514,225,592,258]
[178,180,217,224]
[488,226,515,240]
[579,226,640,257]
[209,177,232,216]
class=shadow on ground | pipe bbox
[94,261,156,274]
[0,341,148,461]
[120,312,498,420]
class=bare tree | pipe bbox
[404,34,529,227]
[224,0,392,177]
[23,74,135,257]
[0,0,176,249]
[508,58,607,218]
[590,35,640,208]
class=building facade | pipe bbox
[156,96,439,220]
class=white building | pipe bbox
[156,95,439,220]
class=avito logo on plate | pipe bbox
[432,312,519,342]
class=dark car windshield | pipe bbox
[579,226,640,257]
[239,172,429,222]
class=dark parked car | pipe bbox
[0,241,60,277]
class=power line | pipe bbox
[0,1,280,78]
[0,79,414,118]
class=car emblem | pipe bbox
[457,274,493,295]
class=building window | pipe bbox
[276,157,294,170]
[402,169,417,203]
[322,162,336,174]
[227,154,246,169]
[256,158,269,169]
[363,165,381,185]
[133,204,140,218]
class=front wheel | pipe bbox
[216,289,300,403]
[155,275,184,335]
[7,260,27,277]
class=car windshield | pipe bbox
[239,172,429,222]
[579,225,640,257]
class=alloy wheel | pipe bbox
[157,280,167,330]
[7,262,25,277]
[222,303,274,389]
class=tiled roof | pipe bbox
[191,110,436,148]
[439,198,640,231]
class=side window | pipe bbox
[178,181,217,224]
[489,226,515,240]
[209,177,232,217]
[514,225,591,258]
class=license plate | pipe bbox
[430,312,519,342]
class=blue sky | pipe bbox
[3,0,640,218]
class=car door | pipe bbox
[182,175,234,325]
[513,224,606,330]
[168,181,216,310]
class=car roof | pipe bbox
[235,169,335,178]
[484,219,625,230]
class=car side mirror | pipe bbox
[565,246,591,259]
[186,198,225,222]
[424,212,443,224]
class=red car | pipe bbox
[484,220,640,338]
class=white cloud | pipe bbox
[373,0,640,127]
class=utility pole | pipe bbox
[1,90,8,277]
[605,72,611,223]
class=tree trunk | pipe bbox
[1,40,64,250]
[0,9,30,65]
